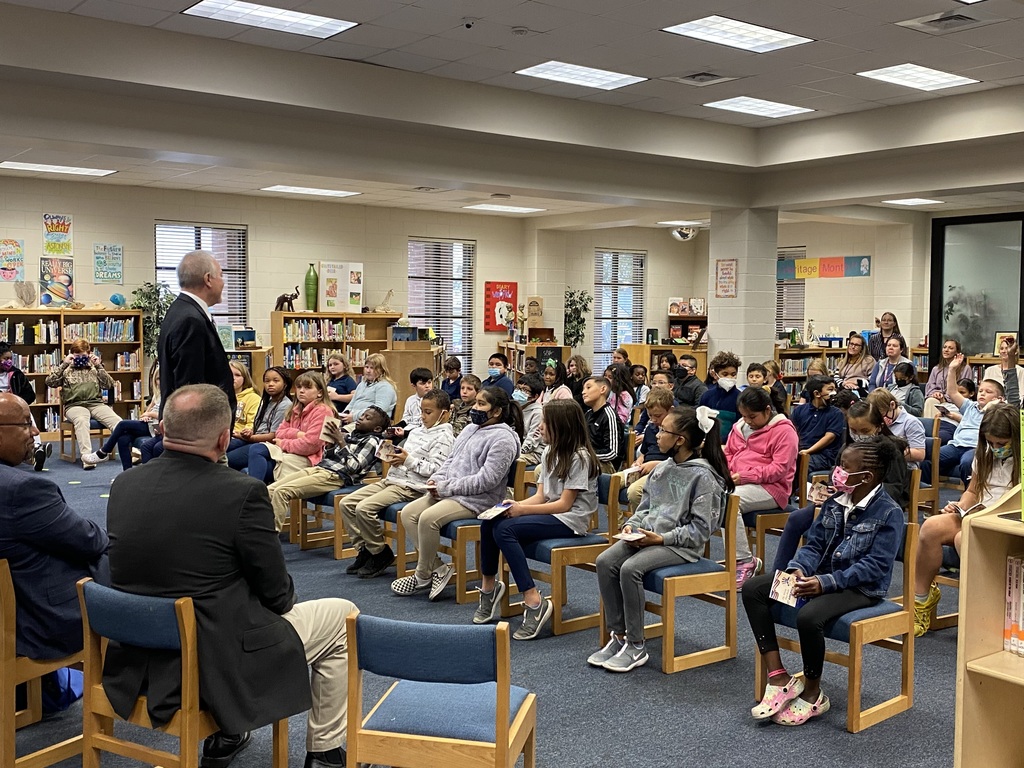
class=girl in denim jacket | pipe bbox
[742,438,903,726]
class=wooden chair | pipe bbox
[59,418,110,463]
[347,613,536,768]
[388,507,482,603]
[288,462,391,550]
[1,560,83,768]
[76,578,288,768]
[754,522,918,733]
[599,494,739,674]
[916,418,943,516]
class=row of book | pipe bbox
[282,318,375,343]
[280,346,345,370]
[0,319,61,346]
[1005,555,1024,655]
[108,351,141,371]
[108,380,143,401]
[65,319,137,343]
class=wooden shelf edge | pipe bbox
[966,651,1024,686]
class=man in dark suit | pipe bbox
[106,385,354,768]
[0,393,107,659]
[158,250,235,414]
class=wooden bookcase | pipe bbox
[621,343,707,381]
[62,309,144,423]
[497,341,571,383]
[954,486,1024,767]
[270,311,400,376]
[0,308,63,439]
[667,313,707,344]
[388,344,445,401]
[227,347,273,388]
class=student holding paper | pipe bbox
[472,399,599,641]
[589,405,732,672]
[742,438,904,726]
[913,403,1020,636]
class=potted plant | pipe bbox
[131,281,176,360]
[563,288,593,350]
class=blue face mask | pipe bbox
[469,408,491,426]
[512,390,529,404]
[488,367,501,379]
[991,444,1012,460]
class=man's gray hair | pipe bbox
[177,250,219,290]
[162,384,232,444]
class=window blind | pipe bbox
[407,237,475,374]
[155,222,248,325]
[776,246,806,337]
[593,249,646,369]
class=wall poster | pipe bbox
[484,281,517,332]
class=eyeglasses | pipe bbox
[657,427,684,438]
[0,422,34,429]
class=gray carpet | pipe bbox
[17,457,961,767]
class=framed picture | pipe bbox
[484,281,517,332]
[715,259,737,299]
[688,297,706,315]
[993,332,1018,356]
[667,297,685,315]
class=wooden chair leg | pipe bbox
[271,717,288,768]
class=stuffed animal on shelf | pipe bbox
[274,286,300,312]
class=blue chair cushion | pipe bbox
[741,506,789,529]
[363,680,530,743]
[383,502,409,524]
[642,558,725,594]
[82,581,181,650]
[306,487,360,508]
[440,517,481,540]
[770,599,902,644]
[522,534,607,564]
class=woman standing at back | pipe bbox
[867,312,906,361]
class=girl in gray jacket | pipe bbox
[590,405,734,673]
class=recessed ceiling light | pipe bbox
[0,161,117,176]
[261,185,360,197]
[657,220,705,226]
[881,198,944,205]
[515,61,646,90]
[662,15,812,53]
[183,0,357,39]
[703,97,813,118]
[463,204,547,213]
[857,63,978,91]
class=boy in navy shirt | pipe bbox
[791,375,845,472]
[699,351,741,441]
[483,353,514,396]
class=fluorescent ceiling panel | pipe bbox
[463,204,547,213]
[881,198,944,205]
[662,15,812,53]
[261,185,360,197]
[183,0,357,39]
[703,97,813,118]
[515,61,646,90]
[0,161,116,176]
[857,63,978,91]
[657,220,705,226]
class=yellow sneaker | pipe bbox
[913,583,942,637]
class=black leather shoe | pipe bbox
[345,547,372,575]
[34,443,52,472]
[304,747,346,768]
[201,731,251,768]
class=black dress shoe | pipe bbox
[304,746,346,768]
[34,443,52,472]
[201,731,251,768]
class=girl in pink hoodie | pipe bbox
[725,387,799,587]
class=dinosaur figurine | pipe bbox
[274,286,300,312]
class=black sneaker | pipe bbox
[357,545,395,579]
[33,444,52,472]
[304,747,346,768]
[345,547,372,575]
[201,731,251,768]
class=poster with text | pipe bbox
[484,281,517,332]
[39,257,74,306]
[93,242,123,284]
[42,213,73,257]
[0,239,25,281]
[715,259,737,299]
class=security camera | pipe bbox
[670,227,698,242]
[463,17,477,29]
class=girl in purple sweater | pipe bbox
[391,387,524,601]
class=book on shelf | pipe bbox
[42,407,60,432]
[1005,555,1024,655]
[64,318,136,343]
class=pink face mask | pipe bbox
[831,466,868,494]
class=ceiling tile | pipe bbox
[229,27,323,51]
[294,0,405,24]
[301,39,387,60]
[485,1,579,32]
[435,20,521,48]
[366,49,451,73]
[336,23,428,49]
[944,18,1024,47]
[424,61,505,82]
[478,72,548,91]
[71,0,172,24]
[0,0,83,11]
[368,5,463,35]
[457,47,545,72]
[399,34,491,62]
[154,12,249,38]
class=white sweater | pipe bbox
[383,421,455,492]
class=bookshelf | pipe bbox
[61,310,144,422]
[388,344,445,401]
[954,486,1024,767]
[621,343,707,381]
[0,308,63,438]
[270,311,400,376]
[910,347,929,383]
[227,347,273,388]
[668,313,707,344]
[498,342,571,383]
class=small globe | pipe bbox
[40,293,52,305]
[110,293,126,306]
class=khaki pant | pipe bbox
[268,467,342,531]
[281,598,356,751]
[626,474,648,513]
[66,403,121,455]
[732,483,778,561]
[922,396,943,419]
[337,481,422,554]
[399,495,474,581]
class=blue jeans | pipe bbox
[773,503,815,573]
[480,516,575,594]
[246,443,276,483]
[922,443,974,485]
[101,421,152,470]
[140,437,163,464]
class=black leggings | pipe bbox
[742,573,878,681]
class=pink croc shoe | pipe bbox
[751,675,805,720]
[771,691,831,726]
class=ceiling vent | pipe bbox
[897,10,1003,35]
[412,186,448,193]
[662,72,739,87]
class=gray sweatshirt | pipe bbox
[430,422,521,513]
[626,457,728,563]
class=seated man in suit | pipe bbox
[0,393,108,660]
[106,385,355,768]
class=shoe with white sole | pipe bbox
[602,641,649,672]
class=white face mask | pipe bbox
[717,377,736,391]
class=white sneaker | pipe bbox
[82,451,108,466]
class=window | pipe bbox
[593,249,645,369]
[407,238,475,373]
[155,222,248,324]
[776,246,806,337]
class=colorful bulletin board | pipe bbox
[484,281,518,332]
[776,256,871,280]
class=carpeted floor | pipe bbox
[17,456,961,767]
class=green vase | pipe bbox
[305,263,318,311]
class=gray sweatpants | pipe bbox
[596,541,688,644]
